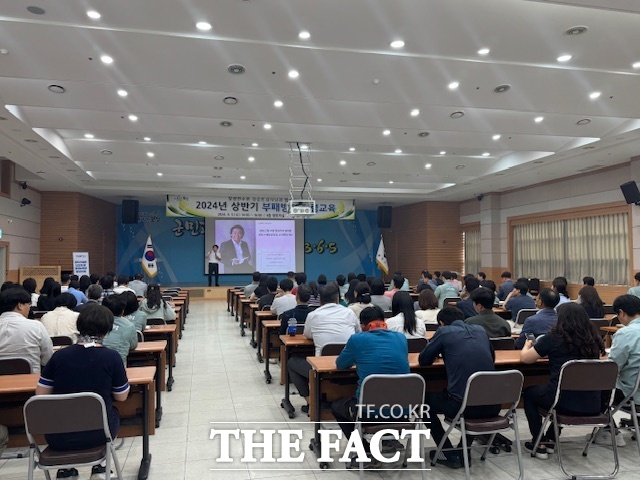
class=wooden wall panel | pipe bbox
[41,192,116,274]
[384,201,461,283]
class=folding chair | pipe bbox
[443,297,461,307]
[146,318,166,325]
[354,374,427,480]
[425,323,439,332]
[590,318,610,341]
[0,357,31,375]
[528,278,540,297]
[51,335,73,347]
[23,393,123,480]
[514,309,537,325]
[490,337,515,350]
[407,337,428,353]
[432,370,525,480]
[136,330,145,342]
[608,367,640,456]
[533,360,619,479]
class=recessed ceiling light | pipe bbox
[557,54,572,62]
[117,89,128,97]
[425,163,432,169]
[493,84,511,94]
[366,161,376,166]
[390,40,405,49]
[448,81,459,90]
[146,152,155,158]
[482,152,490,157]
[143,137,151,141]
[248,156,255,162]
[632,62,640,69]
[382,129,391,136]
[389,180,394,184]
[263,123,272,130]
[349,147,355,151]
[214,155,224,160]
[410,109,420,117]
[299,31,310,39]
[565,26,588,36]
[84,133,94,139]
[440,151,446,155]
[478,48,490,55]
[450,111,464,119]
[589,91,601,99]
[198,141,207,145]
[418,131,430,137]
[128,114,139,122]
[220,121,232,127]
[288,70,299,79]
[196,21,212,31]
[0,49,8,55]
[223,96,238,105]
[317,178,322,182]
[492,134,501,140]
[273,100,283,107]
[26,6,45,15]
[300,144,309,150]
[455,164,465,170]
[227,64,246,75]
[534,116,544,123]
[339,160,347,166]
[24,139,38,143]
[100,149,112,155]
[100,55,113,64]
[576,118,591,125]
[87,10,101,19]
[48,84,65,93]
[157,172,163,176]
[240,175,246,180]
[394,149,402,154]
[252,142,258,147]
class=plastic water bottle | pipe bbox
[287,318,297,336]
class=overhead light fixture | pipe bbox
[87,10,101,19]
[100,55,113,64]
[288,70,299,79]
[440,151,446,155]
[448,81,459,90]
[450,111,464,119]
[26,6,45,15]
[240,175,246,180]
[157,172,163,176]
[418,131,430,137]
[220,121,232,127]
[410,109,420,117]
[482,152,490,157]
[251,142,258,147]
[128,114,138,122]
[198,141,207,145]
[48,84,65,94]
[117,89,128,97]
[214,155,224,160]
[248,156,255,162]
[425,163,432,169]
[493,84,511,94]
[382,129,391,136]
[632,61,640,69]
[394,149,402,154]
[492,134,501,140]
[146,152,155,158]
[534,116,544,123]
[390,40,405,49]
[223,96,238,105]
[143,137,151,141]
[576,118,591,125]
[227,64,246,75]
[339,160,346,166]
[84,133,94,139]
[589,91,601,99]
[299,31,310,39]
[263,123,272,130]
[317,178,322,182]
[565,26,588,36]
[349,147,355,151]
[300,144,309,150]
[557,54,572,62]
[389,180,394,184]
[478,48,490,55]
[196,21,212,31]
[273,100,283,107]
[100,149,112,155]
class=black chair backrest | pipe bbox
[407,337,428,353]
[610,315,620,327]
[146,318,166,325]
[321,343,345,356]
[51,335,73,346]
[383,310,393,318]
[528,278,540,293]
[0,357,31,375]
[490,336,516,350]
[590,318,610,338]
[32,311,47,319]
[603,305,615,315]
[515,308,538,325]
[425,323,439,331]
[443,297,461,307]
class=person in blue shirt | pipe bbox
[515,289,559,349]
[497,271,514,301]
[331,305,410,464]
[419,306,498,469]
[504,280,536,320]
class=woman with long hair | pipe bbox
[138,284,176,322]
[387,291,426,339]
[521,302,605,459]
[37,281,61,312]
[344,279,360,305]
[348,281,373,318]
[307,281,320,307]
[415,289,440,324]
[578,285,605,318]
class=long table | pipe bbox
[0,366,156,480]
[143,324,177,391]
[128,340,166,426]
[279,334,314,418]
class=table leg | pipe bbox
[309,370,322,457]
[250,312,258,348]
[280,345,295,418]
[137,384,152,480]
[166,334,174,391]
[256,320,263,363]
[263,326,272,384]
[155,353,163,427]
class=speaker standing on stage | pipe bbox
[205,244,221,287]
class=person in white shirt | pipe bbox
[113,275,136,295]
[415,289,441,324]
[386,291,426,339]
[205,244,222,286]
[128,274,148,297]
[0,287,53,373]
[40,293,80,343]
[270,279,297,316]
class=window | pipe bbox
[464,229,481,276]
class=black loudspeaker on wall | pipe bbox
[377,206,392,228]
[122,200,139,224]
[620,181,640,206]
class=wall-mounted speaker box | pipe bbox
[122,199,139,224]
[620,181,640,205]
[377,206,392,228]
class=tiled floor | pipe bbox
[2,299,640,479]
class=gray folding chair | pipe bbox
[136,330,145,342]
[533,360,619,479]
[432,370,525,480]
[514,309,537,325]
[354,374,427,480]
[23,393,123,480]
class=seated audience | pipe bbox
[36,304,130,479]
[497,271,513,301]
[290,272,307,296]
[455,277,481,319]
[504,280,536,320]
[40,293,80,343]
[317,274,328,295]
[451,272,462,292]
[369,278,391,311]
[139,284,177,322]
[348,281,373,319]
[102,294,138,363]
[343,278,359,305]
[37,280,61,312]
[331,305,410,466]
[627,272,640,298]
[434,271,460,308]
[67,279,88,305]
[415,289,440,324]
[387,291,426,339]
[578,285,605,318]
[483,279,500,305]
[270,278,297,316]
[60,273,71,293]
[552,276,571,307]
[75,284,103,313]
[433,271,444,286]
[336,274,348,301]
[279,285,313,335]
[465,288,511,338]
[520,303,605,459]
[384,274,404,300]
[100,276,116,300]
[387,271,410,291]
[258,276,278,311]
[0,287,53,372]
[249,273,270,301]
[416,270,432,293]
[128,273,148,297]
[307,281,321,307]
[22,277,39,307]
[78,275,92,294]
[419,307,498,469]
[515,289,559,349]
[244,271,261,297]
[477,271,487,283]
[113,275,135,294]
[583,276,595,287]
[122,291,148,331]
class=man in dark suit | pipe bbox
[219,224,252,273]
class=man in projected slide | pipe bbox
[219,224,253,273]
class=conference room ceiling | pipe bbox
[1,0,639,209]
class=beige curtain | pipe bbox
[464,230,481,276]
[513,213,628,285]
